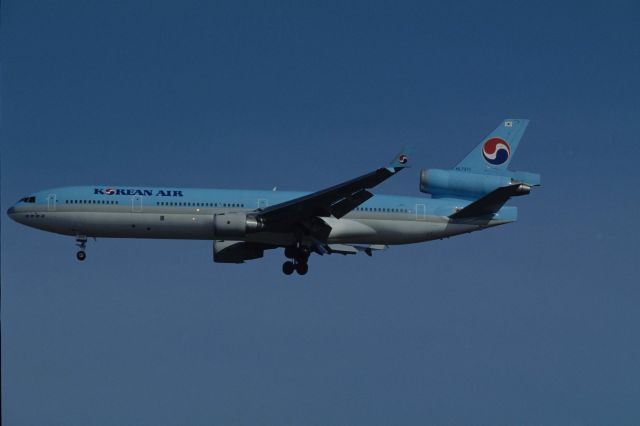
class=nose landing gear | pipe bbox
[75,235,88,261]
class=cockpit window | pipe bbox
[19,196,36,203]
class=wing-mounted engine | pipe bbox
[213,212,264,238]
[213,240,266,263]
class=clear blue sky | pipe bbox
[2,1,639,424]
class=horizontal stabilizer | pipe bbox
[449,184,530,219]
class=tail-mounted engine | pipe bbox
[420,168,540,198]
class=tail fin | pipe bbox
[455,119,529,174]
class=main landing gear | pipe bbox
[76,235,88,261]
[282,246,310,276]
[282,260,308,276]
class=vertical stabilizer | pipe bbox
[455,119,529,173]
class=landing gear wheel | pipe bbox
[296,262,308,275]
[76,251,86,261]
[282,261,295,275]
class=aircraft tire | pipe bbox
[296,262,308,275]
[282,261,295,275]
[76,251,86,261]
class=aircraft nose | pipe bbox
[7,206,15,216]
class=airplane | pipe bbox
[7,119,540,275]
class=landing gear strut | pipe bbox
[282,245,310,275]
[76,235,87,261]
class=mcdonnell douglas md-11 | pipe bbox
[8,119,540,275]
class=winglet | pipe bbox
[387,147,412,172]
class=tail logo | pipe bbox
[398,154,408,164]
[482,138,511,165]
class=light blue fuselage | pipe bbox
[8,185,516,246]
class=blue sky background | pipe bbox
[1,0,639,424]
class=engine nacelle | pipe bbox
[420,169,513,198]
[213,212,263,238]
[213,240,264,263]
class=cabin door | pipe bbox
[132,196,143,213]
[47,194,57,211]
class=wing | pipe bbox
[255,148,411,232]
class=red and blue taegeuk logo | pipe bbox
[482,138,511,165]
